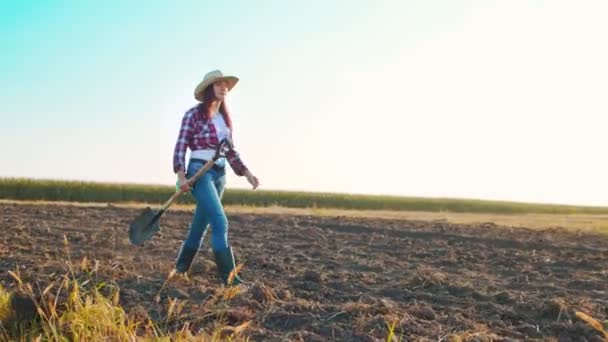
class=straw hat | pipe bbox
[194,70,239,101]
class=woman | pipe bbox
[172,69,259,286]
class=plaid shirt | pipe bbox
[173,105,248,176]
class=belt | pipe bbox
[189,158,226,173]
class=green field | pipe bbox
[2,177,608,215]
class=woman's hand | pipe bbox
[245,170,260,190]
[177,172,190,192]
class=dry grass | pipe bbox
[0,260,401,341]
[0,236,250,342]
[0,286,12,323]
[576,311,608,340]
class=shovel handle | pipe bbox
[160,191,183,212]
[160,159,216,211]
[160,139,233,212]
[186,158,217,186]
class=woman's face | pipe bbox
[213,80,229,100]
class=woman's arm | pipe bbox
[225,138,259,189]
[244,169,259,189]
[225,148,248,176]
[173,112,194,174]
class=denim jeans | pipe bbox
[183,159,229,251]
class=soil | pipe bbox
[1,202,608,341]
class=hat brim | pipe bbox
[194,76,239,101]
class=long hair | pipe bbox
[197,85,233,130]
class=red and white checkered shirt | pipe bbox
[173,105,248,176]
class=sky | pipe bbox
[1,0,607,206]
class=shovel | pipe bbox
[129,139,234,246]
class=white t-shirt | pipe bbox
[212,112,230,141]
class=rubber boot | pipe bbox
[175,244,198,273]
[213,246,242,286]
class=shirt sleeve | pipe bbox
[226,147,249,176]
[173,112,193,173]
[225,132,248,176]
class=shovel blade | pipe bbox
[129,207,162,246]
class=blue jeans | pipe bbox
[183,159,229,251]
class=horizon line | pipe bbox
[1,176,607,209]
